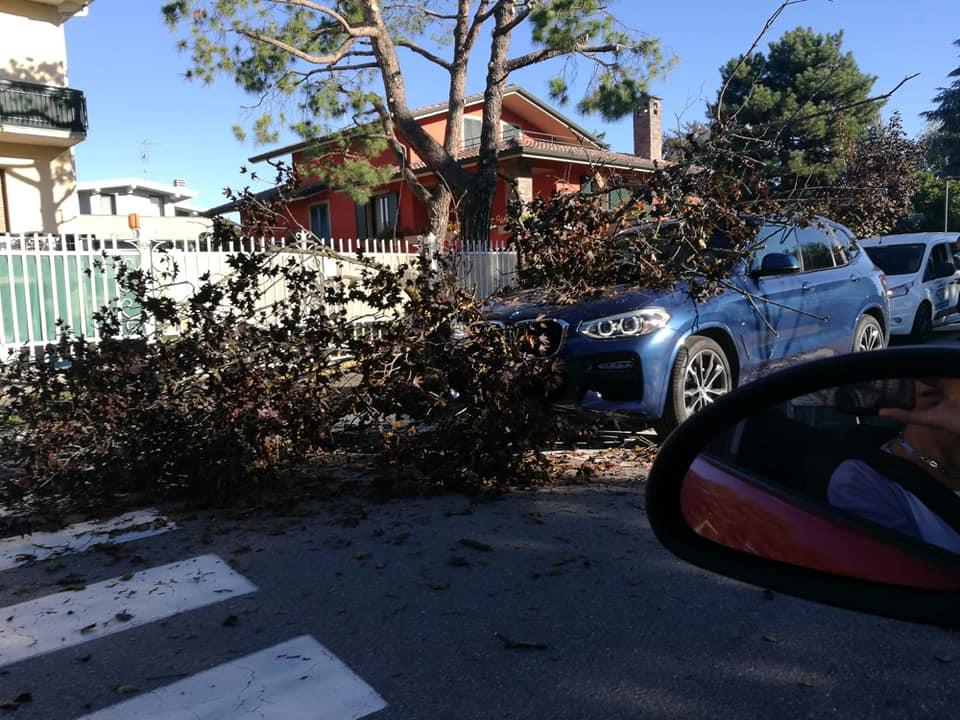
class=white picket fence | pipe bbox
[0,234,518,357]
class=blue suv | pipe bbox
[486,219,890,435]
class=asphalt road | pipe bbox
[2,328,960,719]
[899,323,960,348]
[2,477,959,720]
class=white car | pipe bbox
[859,232,960,342]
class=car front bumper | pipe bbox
[552,326,682,419]
[886,293,920,335]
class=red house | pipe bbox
[218,86,663,247]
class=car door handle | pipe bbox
[801,282,813,292]
[848,274,859,282]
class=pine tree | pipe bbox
[712,27,879,186]
[162,0,673,243]
[923,38,960,177]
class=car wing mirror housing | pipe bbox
[646,347,960,629]
[754,252,801,278]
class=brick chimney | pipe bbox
[633,96,662,161]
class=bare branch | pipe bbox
[238,30,373,65]
[370,97,434,208]
[505,43,623,74]
[383,2,460,20]
[493,4,532,36]
[269,0,372,36]
[473,0,498,25]
[757,73,920,134]
[463,0,492,59]
[396,39,453,70]
[716,0,808,122]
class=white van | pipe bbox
[858,233,960,341]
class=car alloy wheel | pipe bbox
[855,321,884,351]
[681,347,732,417]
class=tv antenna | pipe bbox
[139,139,159,177]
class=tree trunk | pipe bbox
[426,185,453,240]
[458,177,496,247]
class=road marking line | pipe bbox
[0,554,256,668]
[0,509,176,572]
[78,635,387,720]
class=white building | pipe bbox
[0,0,91,233]
[74,177,213,240]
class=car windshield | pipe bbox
[615,224,742,266]
[863,243,926,275]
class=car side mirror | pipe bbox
[647,348,960,629]
[754,252,801,278]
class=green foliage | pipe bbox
[906,171,960,232]
[923,38,960,176]
[713,27,879,185]
[162,0,672,240]
[529,0,674,119]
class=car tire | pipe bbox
[654,336,733,439]
[908,302,933,344]
[852,314,885,352]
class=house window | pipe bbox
[148,195,166,217]
[355,191,398,238]
[463,117,520,149]
[99,194,117,215]
[580,176,631,210]
[606,187,631,208]
[309,203,331,239]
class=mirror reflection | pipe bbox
[682,376,960,587]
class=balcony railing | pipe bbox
[460,127,594,151]
[0,79,88,134]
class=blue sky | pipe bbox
[67,0,960,211]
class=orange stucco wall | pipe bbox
[248,93,643,244]
[251,158,640,245]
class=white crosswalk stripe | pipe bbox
[0,553,256,669]
[77,635,387,720]
[0,513,388,718]
[0,509,176,572]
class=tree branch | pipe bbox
[473,0,499,25]
[383,2,460,20]
[716,0,808,122]
[755,73,920,134]
[505,43,623,73]
[396,39,453,70]
[239,30,372,65]
[370,98,434,208]
[463,0,492,57]
[269,0,374,36]
[493,4,532,36]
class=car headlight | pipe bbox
[578,309,671,339]
[886,281,914,298]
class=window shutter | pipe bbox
[355,202,369,238]
[386,192,398,229]
[309,204,330,239]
